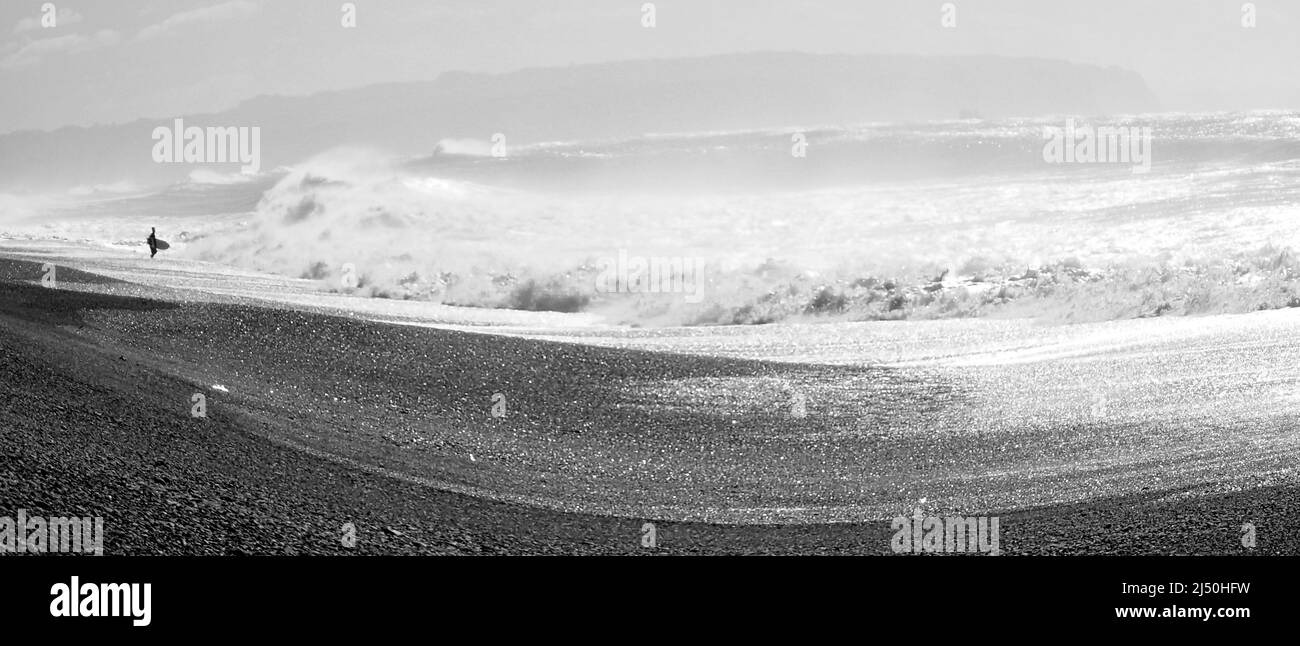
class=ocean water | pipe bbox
[5,111,1300,326]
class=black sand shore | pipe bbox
[2,256,1295,555]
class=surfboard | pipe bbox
[148,238,170,250]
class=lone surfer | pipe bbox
[147,227,158,258]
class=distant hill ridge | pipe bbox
[0,51,1160,190]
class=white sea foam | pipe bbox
[8,112,1300,326]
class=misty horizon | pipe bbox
[11,49,1170,136]
[3,0,1299,135]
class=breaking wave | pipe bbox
[18,111,1300,327]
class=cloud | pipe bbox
[0,29,120,69]
[135,1,261,41]
[12,7,85,34]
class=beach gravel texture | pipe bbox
[1,257,1296,555]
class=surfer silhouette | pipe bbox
[147,227,158,258]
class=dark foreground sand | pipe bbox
[1,256,1295,555]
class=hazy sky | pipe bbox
[2,0,1298,134]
